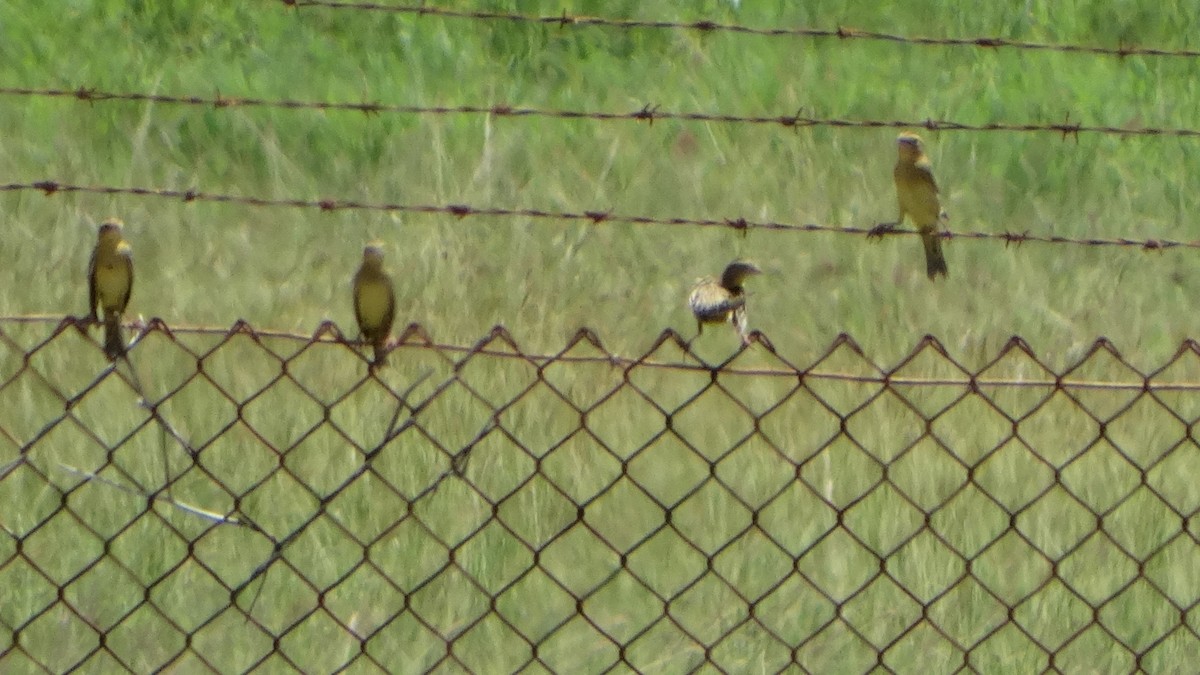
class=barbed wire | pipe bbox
[6,316,1200,392]
[4,86,1199,139]
[1,180,1194,253]
[280,0,1200,60]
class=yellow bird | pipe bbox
[688,260,762,345]
[87,218,134,360]
[352,242,396,369]
[873,132,948,279]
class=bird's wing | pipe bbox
[381,274,397,336]
[896,158,942,227]
[689,281,743,321]
[913,156,939,194]
[117,243,133,313]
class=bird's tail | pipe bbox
[371,341,388,370]
[103,313,125,360]
[921,230,948,280]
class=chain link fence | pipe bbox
[2,317,1198,672]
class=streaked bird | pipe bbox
[872,132,948,279]
[352,242,396,369]
[87,218,134,360]
[688,260,762,345]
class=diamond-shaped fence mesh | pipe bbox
[2,316,1200,673]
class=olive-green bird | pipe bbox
[895,132,948,278]
[874,132,948,279]
[688,260,762,345]
[352,242,396,369]
[87,218,134,360]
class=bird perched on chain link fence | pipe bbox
[688,260,762,345]
[871,132,949,279]
[352,242,396,370]
[87,218,134,360]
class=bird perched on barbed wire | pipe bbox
[352,242,396,369]
[870,132,949,279]
[87,218,134,360]
[688,260,762,345]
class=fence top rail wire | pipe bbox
[280,0,1200,60]
[8,315,1200,391]
[6,86,1199,140]
[1,181,1194,253]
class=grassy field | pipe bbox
[3,0,1200,672]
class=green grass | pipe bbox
[3,0,1200,672]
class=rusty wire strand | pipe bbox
[4,315,1200,670]
[280,0,1200,60]
[3,86,1200,139]
[1,181,1194,253]
[4,316,1198,391]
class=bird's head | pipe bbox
[896,132,925,159]
[721,260,762,290]
[98,218,124,241]
[362,241,386,268]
